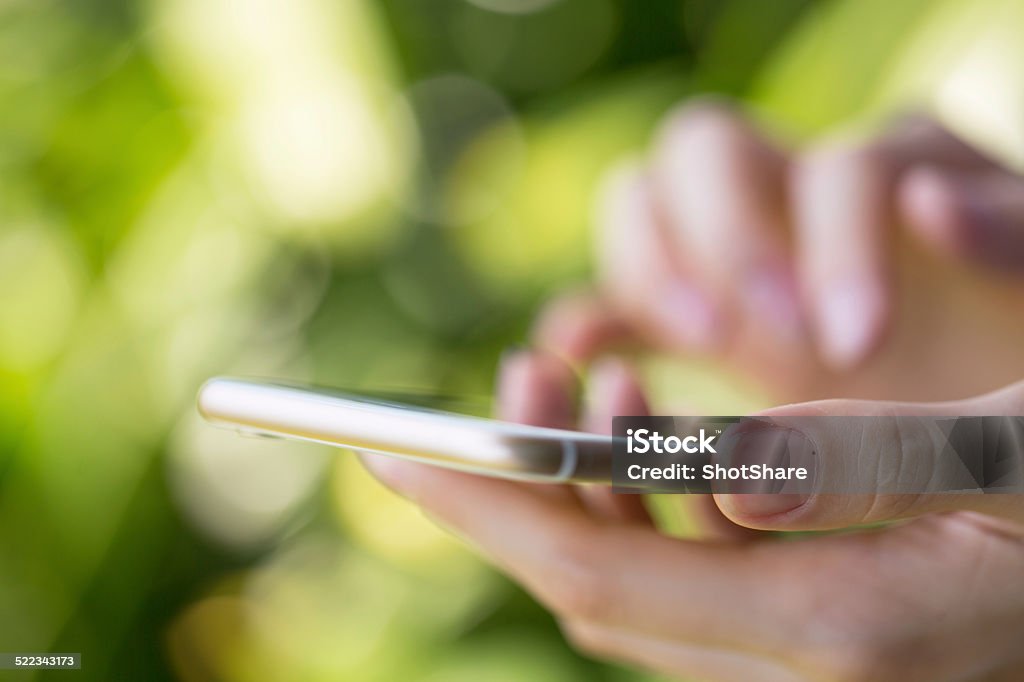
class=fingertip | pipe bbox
[713,493,811,529]
[583,357,648,434]
[589,355,633,387]
[496,347,535,422]
[814,276,890,371]
[531,290,629,365]
[496,348,577,427]
[711,423,817,527]
[899,166,971,257]
[589,356,644,408]
[654,96,745,162]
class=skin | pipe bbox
[363,98,1024,680]
[536,99,1024,403]
[364,354,1024,682]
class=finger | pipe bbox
[496,348,577,428]
[900,165,1024,273]
[561,620,803,682]
[596,161,724,351]
[790,138,895,370]
[531,289,632,366]
[575,357,651,524]
[493,348,582,504]
[713,380,1024,529]
[652,98,802,346]
[792,115,1002,371]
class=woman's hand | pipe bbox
[364,351,1024,682]
[539,99,1024,403]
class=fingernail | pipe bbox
[655,281,722,350]
[717,423,816,518]
[816,279,885,369]
[744,264,804,344]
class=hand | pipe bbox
[538,99,1024,403]
[364,351,1024,682]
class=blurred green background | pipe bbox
[2,0,1024,679]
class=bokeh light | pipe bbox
[0,225,83,372]
[464,0,562,16]
[400,73,523,225]
[452,0,618,94]
[151,0,409,232]
[168,413,328,549]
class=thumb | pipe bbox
[900,165,1024,273]
[714,379,1024,530]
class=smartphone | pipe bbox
[196,377,612,483]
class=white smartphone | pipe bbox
[197,377,613,483]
